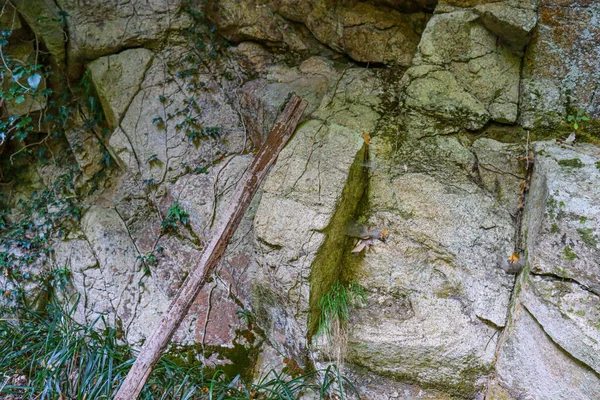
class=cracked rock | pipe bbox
[524,141,600,296]
[88,48,154,131]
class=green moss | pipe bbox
[307,143,368,341]
[563,246,577,262]
[595,161,600,171]
[550,223,560,234]
[577,228,598,248]
[166,328,263,383]
[557,158,584,168]
[574,309,586,317]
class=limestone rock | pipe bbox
[406,9,521,127]
[522,276,600,375]
[253,119,367,359]
[210,0,427,66]
[80,206,158,344]
[63,113,104,181]
[88,48,154,131]
[12,0,66,69]
[56,0,191,74]
[347,137,516,396]
[107,46,245,182]
[524,141,600,295]
[496,290,600,399]
[206,0,313,52]
[474,1,538,51]
[471,137,524,209]
[238,59,331,146]
[401,66,490,133]
[520,0,600,128]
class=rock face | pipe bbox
[402,9,521,134]
[253,68,379,364]
[208,0,429,66]
[520,0,600,128]
[524,142,600,295]
[88,48,154,131]
[3,0,600,397]
[493,142,600,399]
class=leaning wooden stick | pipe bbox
[115,95,307,399]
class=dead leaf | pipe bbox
[362,132,371,145]
[519,180,527,194]
[564,131,576,144]
[381,227,389,240]
[509,252,520,264]
[351,240,367,253]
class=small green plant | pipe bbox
[563,246,577,262]
[317,281,367,341]
[567,108,590,131]
[160,200,190,233]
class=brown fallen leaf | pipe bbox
[362,132,371,145]
[509,252,520,264]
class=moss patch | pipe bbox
[562,246,577,262]
[577,228,598,248]
[557,158,584,168]
[307,144,368,341]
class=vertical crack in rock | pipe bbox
[306,143,369,340]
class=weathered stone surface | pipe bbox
[238,58,331,146]
[88,48,154,131]
[496,291,600,399]
[520,0,600,128]
[63,113,104,181]
[474,1,538,51]
[524,141,600,295]
[252,68,380,363]
[471,137,524,209]
[206,0,312,52]
[12,0,66,68]
[347,136,516,396]
[210,0,426,66]
[253,119,367,360]
[401,65,490,133]
[56,0,191,74]
[522,276,600,375]
[493,139,600,399]
[108,46,245,182]
[80,205,162,344]
[404,9,521,128]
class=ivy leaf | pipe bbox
[14,95,25,104]
[27,73,42,90]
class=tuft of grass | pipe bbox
[317,281,367,341]
[0,301,359,399]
